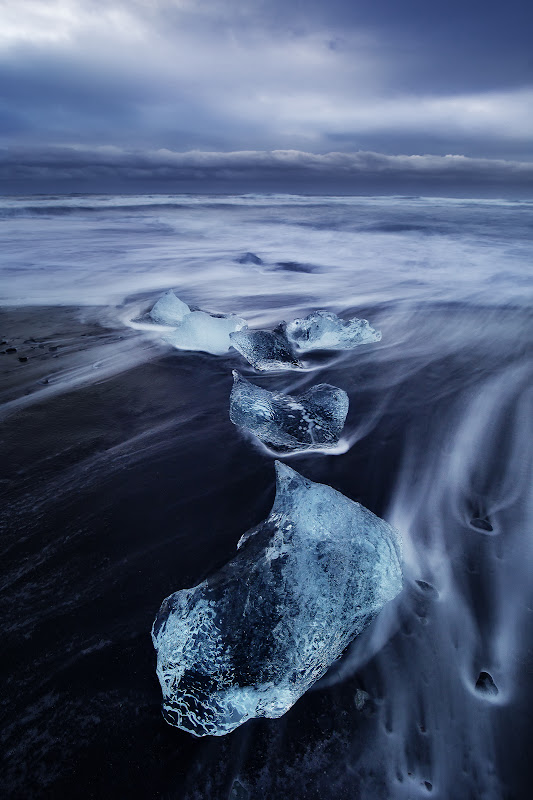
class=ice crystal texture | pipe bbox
[149,290,191,326]
[284,310,381,351]
[229,371,349,452]
[165,311,247,355]
[152,462,402,737]
[230,328,302,371]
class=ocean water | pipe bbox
[1,194,532,799]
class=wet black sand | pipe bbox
[1,304,532,799]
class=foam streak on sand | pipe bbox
[0,308,162,420]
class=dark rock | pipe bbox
[415,580,438,596]
[470,517,494,532]
[475,671,498,697]
[229,779,250,799]
[275,261,315,273]
[236,252,263,265]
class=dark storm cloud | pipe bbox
[0,0,532,192]
[298,0,533,93]
[2,146,532,196]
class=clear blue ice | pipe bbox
[149,290,191,326]
[147,290,247,355]
[164,310,247,356]
[229,371,349,452]
[230,328,302,371]
[284,310,381,351]
[152,462,402,736]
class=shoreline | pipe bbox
[0,304,162,418]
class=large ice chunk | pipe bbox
[284,310,381,351]
[229,371,349,452]
[152,463,402,736]
[149,290,191,326]
[165,311,247,356]
[230,327,302,371]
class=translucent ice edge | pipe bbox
[152,462,403,737]
[258,436,352,458]
[125,293,381,363]
[284,310,382,352]
[230,371,349,453]
[126,290,248,355]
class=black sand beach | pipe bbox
[2,298,533,798]
[2,193,533,799]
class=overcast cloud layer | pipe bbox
[1,0,532,194]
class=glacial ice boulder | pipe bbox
[230,327,302,371]
[165,311,248,356]
[152,462,402,736]
[149,290,191,326]
[229,371,349,452]
[284,310,381,352]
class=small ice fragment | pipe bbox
[229,371,349,452]
[237,252,263,265]
[284,310,381,352]
[149,290,191,325]
[354,689,370,711]
[230,327,302,371]
[152,462,403,737]
[165,311,247,356]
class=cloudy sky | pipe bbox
[1,0,532,194]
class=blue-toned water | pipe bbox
[1,194,532,312]
[1,194,532,799]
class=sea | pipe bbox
[1,194,532,799]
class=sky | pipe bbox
[1,0,532,195]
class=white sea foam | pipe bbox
[1,195,531,316]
